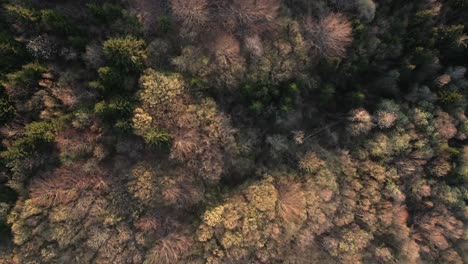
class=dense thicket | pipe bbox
[0,0,466,263]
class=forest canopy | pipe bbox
[0,0,467,263]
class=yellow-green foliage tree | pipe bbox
[134,69,237,183]
[196,151,340,263]
[103,36,148,71]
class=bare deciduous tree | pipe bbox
[306,13,353,58]
[277,182,306,225]
[215,0,280,32]
[30,164,108,207]
[135,216,161,232]
[347,108,373,136]
[146,233,193,264]
[170,0,210,29]
[170,129,198,161]
[434,111,457,140]
[244,34,264,57]
[211,33,246,88]
[212,33,242,65]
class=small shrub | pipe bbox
[1,121,57,161]
[0,99,16,123]
[88,3,123,23]
[2,63,47,99]
[438,91,464,104]
[242,81,298,116]
[4,4,39,23]
[94,98,134,121]
[40,9,76,35]
[0,32,27,71]
[143,129,171,147]
[89,67,124,91]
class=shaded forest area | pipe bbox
[0,0,467,263]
